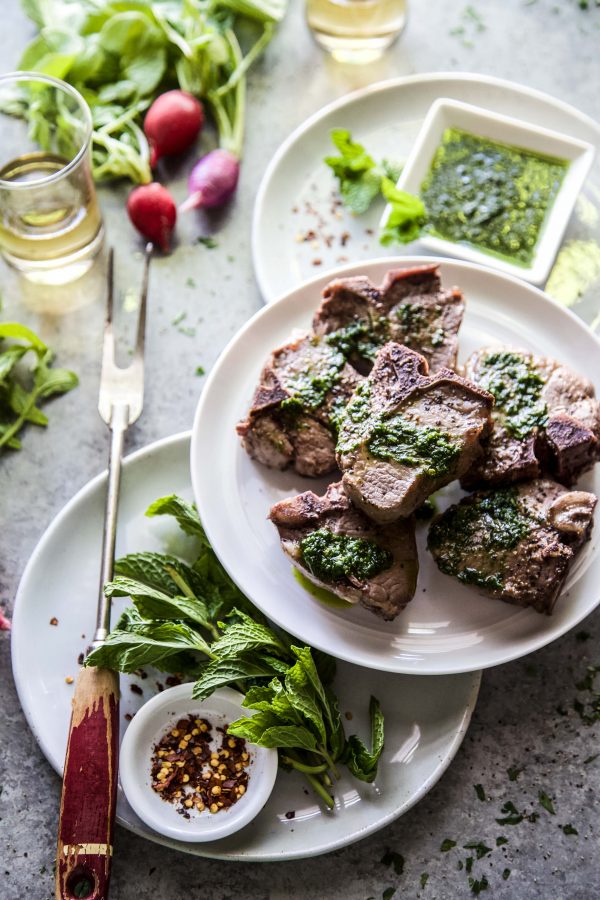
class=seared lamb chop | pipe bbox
[270,482,418,620]
[237,333,362,477]
[336,342,493,522]
[428,479,596,614]
[461,348,600,489]
[313,263,464,373]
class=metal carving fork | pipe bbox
[55,244,152,900]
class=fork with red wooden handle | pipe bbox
[56,245,151,900]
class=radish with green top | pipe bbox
[179,150,240,212]
[144,91,205,168]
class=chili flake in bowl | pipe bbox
[119,685,278,842]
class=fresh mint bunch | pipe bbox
[0,323,78,452]
[87,493,385,806]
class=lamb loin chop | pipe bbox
[428,479,596,614]
[336,342,493,522]
[270,482,418,620]
[237,333,362,477]
[312,263,464,373]
[461,348,600,489]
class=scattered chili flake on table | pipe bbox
[49,617,59,626]
[150,715,250,818]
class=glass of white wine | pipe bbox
[0,72,103,285]
[306,0,407,63]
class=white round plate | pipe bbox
[11,432,480,861]
[252,73,600,305]
[191,258,600,675]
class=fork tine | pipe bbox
[134,242,152,357]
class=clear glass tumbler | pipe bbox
[0,72,103,285]
[306,0,407,63]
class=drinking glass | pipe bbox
[0,72,103,285]
[306,0,408,63]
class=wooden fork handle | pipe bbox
[56,666,120,900]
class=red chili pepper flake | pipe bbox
[166,675,182,687]
[130,684,143,696]
[77,652,84,666]
[49,617,59,626]
[0,608,12,631]
[150,715,251,818]
[285,810,295,820]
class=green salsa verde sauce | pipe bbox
[292,567,353,608]
[478,350,548,439]
[428,487,534,591]
[299,528,393,584]
[421,128,568,266]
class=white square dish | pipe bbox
[383,98,595,284]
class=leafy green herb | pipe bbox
[561,823,578,835]
[186,277,196,288]
[468,875,489,895]
[420,873,429,889]
[584,753,599,765]
[196,236,219,249]
[382,889,396,900]
[538,790,556,815]
[502,869,511,881]
[324,129,400,215]
[474,783,486,801]
[495,801,524,826]
[171,312,187,326]
[463,842,492,860]
[507,765,523,782]
[86,494,385,808]
[440,838,457,852]
[195,365,206,376]
[381,849,405,875]
[380,177,427,246]
[496,836,508,846]
[0,323,78,452]
[19,0,288,181]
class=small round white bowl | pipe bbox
[119,684,278,843]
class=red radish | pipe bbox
[144,90,204,168]
[127,183,177,252]
[179,149,240,213]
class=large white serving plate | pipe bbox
[252,73,600,304]
[11,432,480,861]
[191,258,600,675]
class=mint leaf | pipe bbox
[380,177,426,245]
[192,656,279,701]
[85,619,210,672]
[342,696,384,782]
[440,839,456,852]
[211,614,287,658]
[538,790,556,815]
[324,129,383,214]
[145,495,208,542]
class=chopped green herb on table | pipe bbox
[0,323,78,453]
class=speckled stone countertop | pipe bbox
[1,1,599,898]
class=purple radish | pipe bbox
[180,149,240,212]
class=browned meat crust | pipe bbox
[462,348,600,489]
[270,482,418,620]
[313,263,464,373]
[428,479,597,614]
[337,342,493,522]
[236,333,362,477]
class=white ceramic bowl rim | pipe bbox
[119,684,279,843]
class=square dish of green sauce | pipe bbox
[420,128,568,267]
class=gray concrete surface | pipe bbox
[1,1,600,898]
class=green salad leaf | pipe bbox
[87,494,385,807]
[18,0,289,181]
[0,323,78,453]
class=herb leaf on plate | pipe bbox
[324,129,384,214]
[87,493,385,807]
[380,177,427,246]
